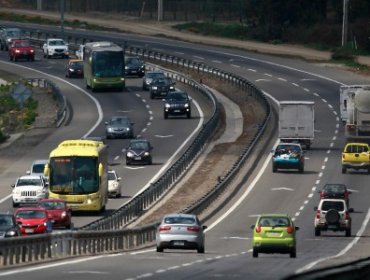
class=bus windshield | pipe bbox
[49,157,98,194]
[92,51,123,77]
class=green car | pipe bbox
[251,213,299,258]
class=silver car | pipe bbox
[156,213,206,253]
[108,170,121,198]
[105,116,134,139]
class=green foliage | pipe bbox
[0,95,17,114]
[0,129,7,143]
[24,97,38,111]
[331,48,355,61]
[23,110,37,126]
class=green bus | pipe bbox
[83,41,125,91]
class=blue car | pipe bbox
[272,143,304,173]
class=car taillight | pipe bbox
[187,226,200,232]
[287,226,294,234]
[320,192,325,199]
[316,210,320,219]
[342,154,345,159]
[159,225,171,232]
[255,226,261,233]
[345,211,350,220]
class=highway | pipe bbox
[0,21,369,279]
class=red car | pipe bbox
[37,199,72,229]
[8,39,35,62]
[14,207,52,236]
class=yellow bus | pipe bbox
[83,41,125,92]
[44,140,109,212]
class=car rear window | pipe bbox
[258,217,290,227]
[345,145,369,153]
[321,201,344,211]
[324,185,345,194]
[164,216,195,225]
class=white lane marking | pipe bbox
[0,194,12,204]
[295,212,300,217]
[271,187,294,191]
[114,156,120,161]
[321,165,325,170]
[230,64,241,68]
[313,92,319,97]
[117,110,132,113]
[299,206,304,211]
[292,83,299,87]
[67,271,109,275]
[147,122,151,126]
[264,73,273,77]
[332,136,337,140]
[328,104,333,109]
[303,88,310,92]
[304,200,309,204]
[174,51,184,55]
[142,99,147,103]
[125,166,146,170]
[278,77,287,82]
[312,186,316,191]
[155,135,173,138]
[255,79,271,82]
[308,193,313,198]
[322,98,327,103]
[316,180,320,185]
[247,68,256,72]
[221,237,250,240]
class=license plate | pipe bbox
[328,225,338,229]
[23,51,27,55]
[267,231,281,237]
[134,157,141,160]
[25,229,34,233]
[174,110,181,113]
[173,241,185,246]
[131,71,137,73]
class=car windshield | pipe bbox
[321,201,344,211]
[258,217,290,227]
[130,141,149,150]
[152,78,170,85]
[17,178,42,186]
[39,201,66,210]
[16,210,46,219]
[108,172,117,181]
[0,216,14,226]
[14,41,30,47]
[167,92,187,100]
[164,216,196,225]
[126,57,142,65]
[49,40,65,46]
[275,145,301,155]
[324,184,345,194]
[147,72,165,79]
[70,61,83,69]
[32,164,46,174]
[110,117,129,125]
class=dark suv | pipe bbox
[124,56,145,77]
[0,213,20,238]
[150,77,176,99]
[163,90,192,119]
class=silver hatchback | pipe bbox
[156,213,206,253]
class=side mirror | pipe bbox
[250,225,255,229]
[26,170,31,175]
[11,184,15,188]
[104,121,108,125]
[202,225,207,230]
[349,208,354,213]
[117,177,122,181]
[314,206,318,211]
[295,226,300,231]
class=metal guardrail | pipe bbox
[22,78,66,127]
[0,29,270,267]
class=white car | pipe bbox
[43,38,69,59]
[11,175,48,207]
[26,159,48,185]
[108,170,121,198]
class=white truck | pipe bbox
[278,101,315,149]
[340,85,370,139]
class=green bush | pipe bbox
[331,48,355,61]
[0,95,17,114]
[23,110,37,126]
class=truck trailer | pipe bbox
[340,85,370,139]
[278,101,315,149]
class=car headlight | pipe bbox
[184,103,189,108]
[112,182,119,188]
[170,86,175,90]
[144,152,150,156]
[165,103,170,108]
[125,127,130,131]
[61,211,67,218]
[127,151,134,157]
[5,230,17,237]
[152,86,158,90]
[13,189,20,195]
[30,49,34,53]
[140,65,144,69]
[7,38,11,42]
[107,127,114,132]
[43,222,48,227]
[125,66,129,69]
[15,49,20,53]
[69,68,75,72]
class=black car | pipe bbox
[318,184,351,206]
[142,71,166,90]
[150,77,176,99]
[126,139,153,165]
[65,59,84,78]
[163,90,192,119]
[105,116,134,139]
[0,213,20,238]
[125,56,145,77]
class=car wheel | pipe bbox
[126,160,131,166]
[187,112,191,119]
[345,228,351,237]
[156,246,163,253]
[342,166,347,174]
[14,56,17,62]
[367,167,370,174]
[272,164,277,173]
[290,250,297,258]
[314,228,320,236]
[150,92,154,99]
[164,112,168,119]
[197,246,205,254]
[252,248,258,258]
[298,165,304,173]
[148,158,152,165]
